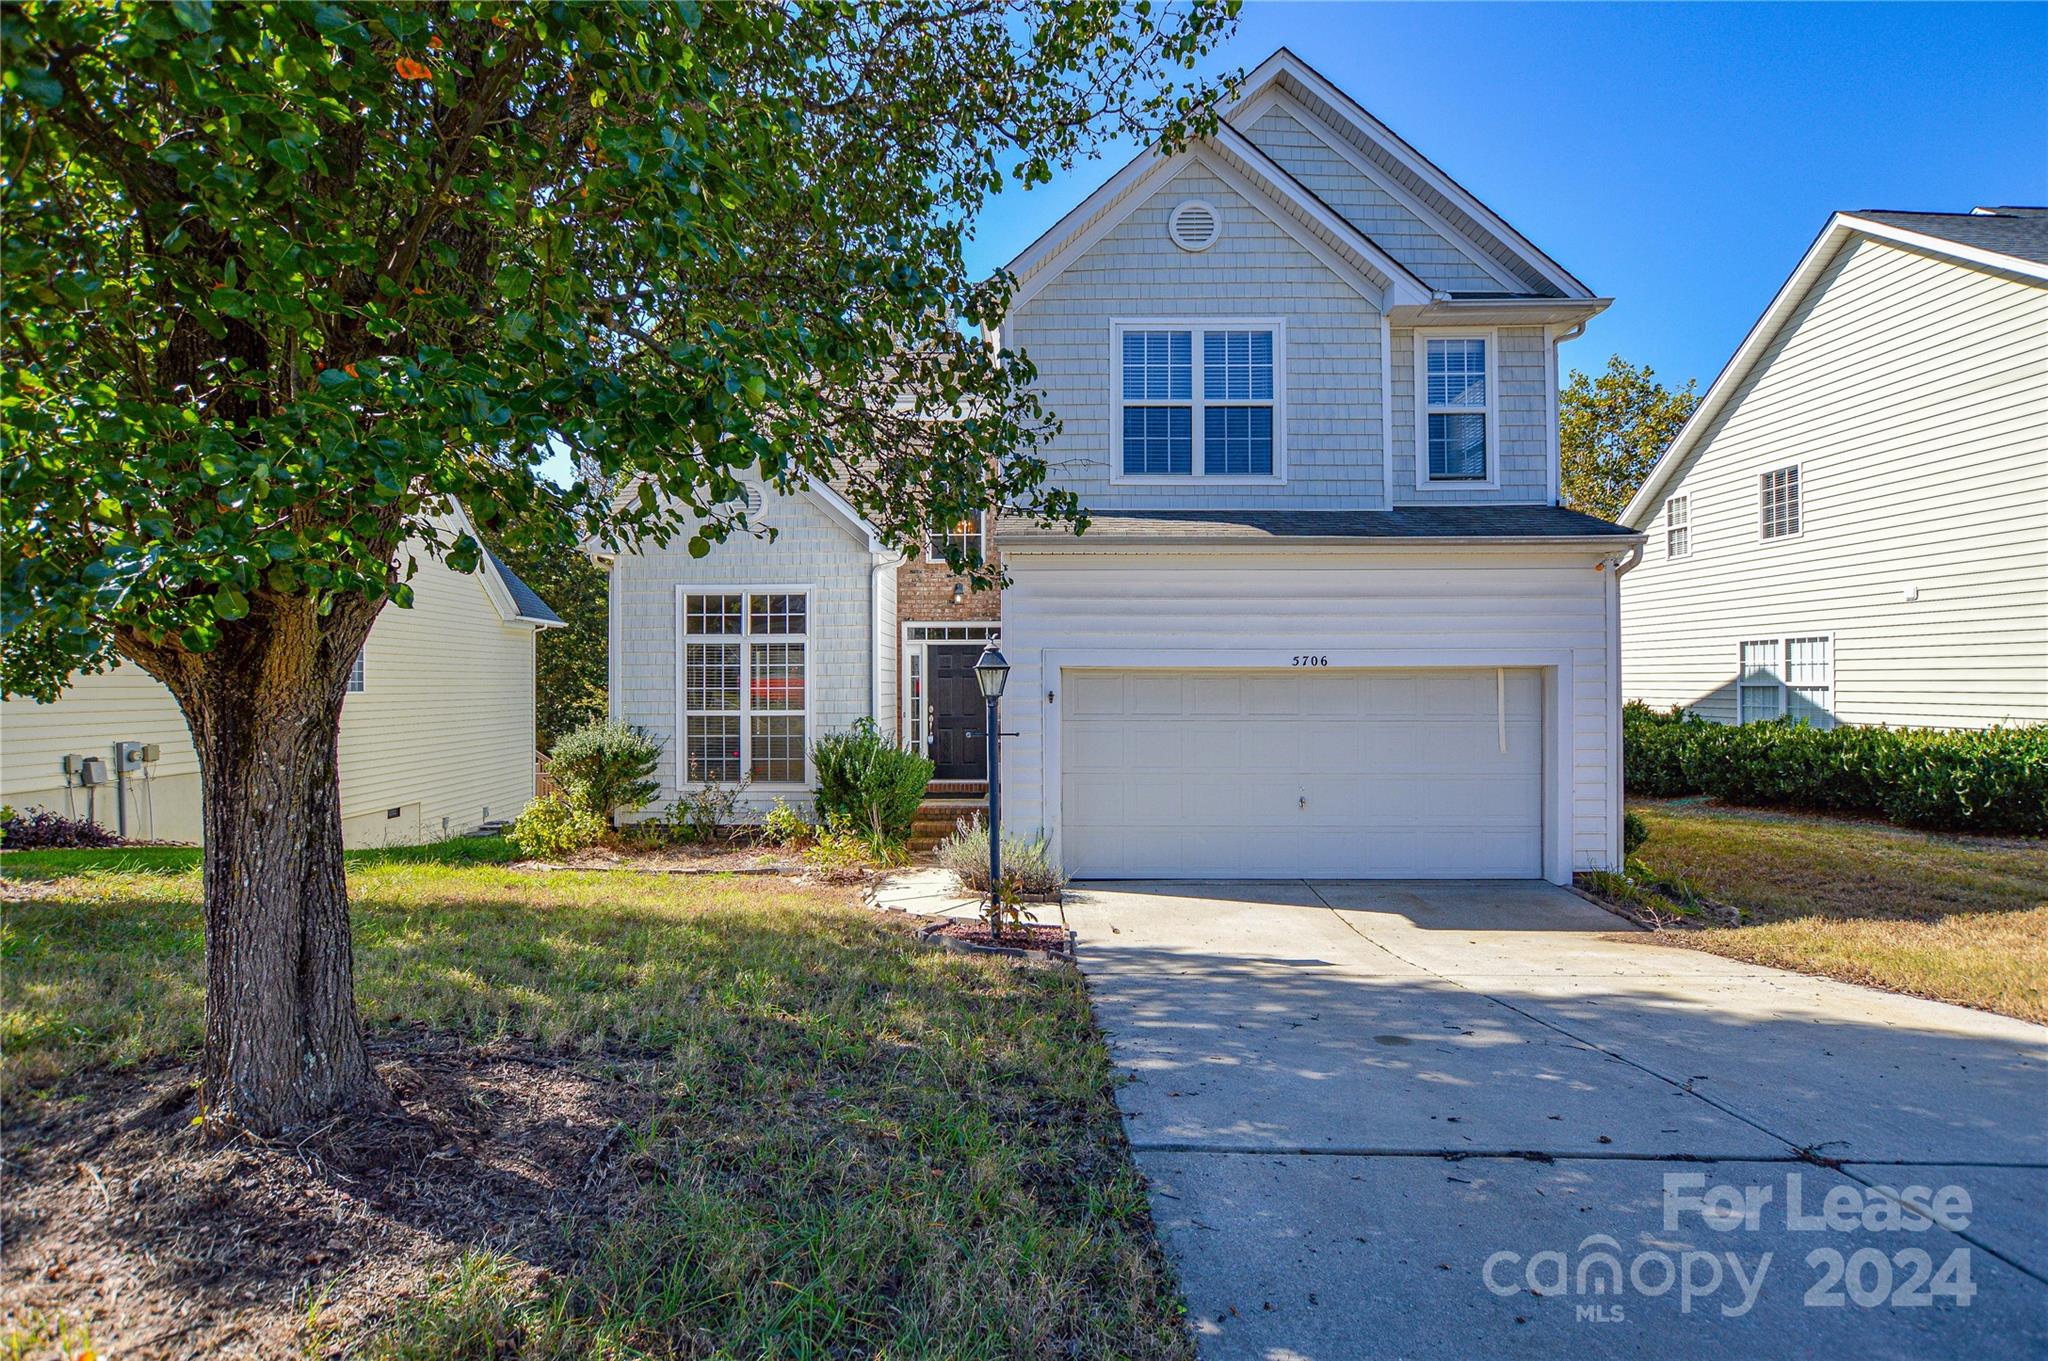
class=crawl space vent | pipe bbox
[1168,200,1220,252]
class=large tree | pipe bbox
[1559,355,1699,521]
[1,0,1237,1132]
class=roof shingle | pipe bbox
[1852,208,2048,268]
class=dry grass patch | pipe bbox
[1619,801,2048,1022]
[2,843,1190,1360]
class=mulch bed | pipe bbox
[925,920,1074,955]
[516,843,802,874]
[1,1026,654,1359]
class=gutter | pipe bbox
[1002,533,1647,555]
[1599,540,1644,871]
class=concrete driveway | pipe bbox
[1065,880,2048,1361]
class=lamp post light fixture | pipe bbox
[973,644,1011,911]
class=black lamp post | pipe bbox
[973,643,1010,905]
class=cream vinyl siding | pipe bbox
[1,546,540,847]
[1005,164,1389,511]
[1001,547,1624,881]
[606,479,881,819]
[1622,236,2048,729]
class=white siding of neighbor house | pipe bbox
[0,545,540,847]
[1622,235,2048,730]
[1242,105,1506,294]
[1005,163,1389,512]
[605,480,883,819]
[999,548,1623,881]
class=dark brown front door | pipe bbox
[927,645,987,781]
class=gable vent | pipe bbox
[743,485,764,517]
[1168,200,1220,253]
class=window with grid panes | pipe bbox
[682,592,807,783]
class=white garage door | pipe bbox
[1060,668,1543,879]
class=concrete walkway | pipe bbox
[1066,880,2048,1361]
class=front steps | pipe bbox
[911,793,986,853]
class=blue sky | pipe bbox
[965,1,2048,394]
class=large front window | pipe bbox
[1420,333,1492,484]
[1113,321,1281,480]
[682,591,807,784]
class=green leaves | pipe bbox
[2,0,1235,704]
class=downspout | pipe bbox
[869,556,884,731]
[1601,542,1645,870]
[1550,320,1587,506]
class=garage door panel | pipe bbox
[1060,667,1543,879]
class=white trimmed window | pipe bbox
[1418,332,1495,485]
[347,649,365,693]
[1665,496,1691,559]
[1737,636,1833,728]
[1112,320,1283,480]
[926,511,986,565]
[1759,466,1801,540]
[681,591,808,785]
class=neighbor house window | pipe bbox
[1113,321,1282,479]
[681,591,808,784]
[1420,333,1492,484]
[1666,496,1691,559]
[1759,466,1801,539]
[926,511,986,565]
[1737,636,1833,728]
[347,649,365,693]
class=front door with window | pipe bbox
[926,644,988,780]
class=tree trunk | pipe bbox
[136,595,388,1135]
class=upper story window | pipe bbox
[1665,496,1691,559]
[681,591,808,785]
[347,649,365,694]
[926,511,986,566]
[1417,332,1495,487]
[1759,466,1801,540]
[1112,320,1284,482]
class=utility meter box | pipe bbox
[78,756,109,786]
[114,741,150,772]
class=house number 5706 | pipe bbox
[1292,655,1329,667]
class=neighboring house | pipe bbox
[1619,207,2048,731]
[596,48,1638,883]
[1,505,564,846]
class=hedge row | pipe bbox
[1623,702,2048,836]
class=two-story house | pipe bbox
[1619,207,2048,731]
[596,49,1636,883]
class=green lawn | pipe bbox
[1,843,1189,1359]
[1619,800,2048,1022]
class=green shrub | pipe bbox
[506,794,607,859]
[802,812,908,877]
[761,797,812,848]
[660,776,749,844]
[1621,810,1649,859]
[935,815,1066,897]
[811,718,933,844]
[1624,702,2046,836]
[1871,727,2048,836]
[1622,702,1703,798]
[548,722,662,823]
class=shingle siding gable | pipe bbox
[1008,164,1388,511]
[1243,107,1505,294]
